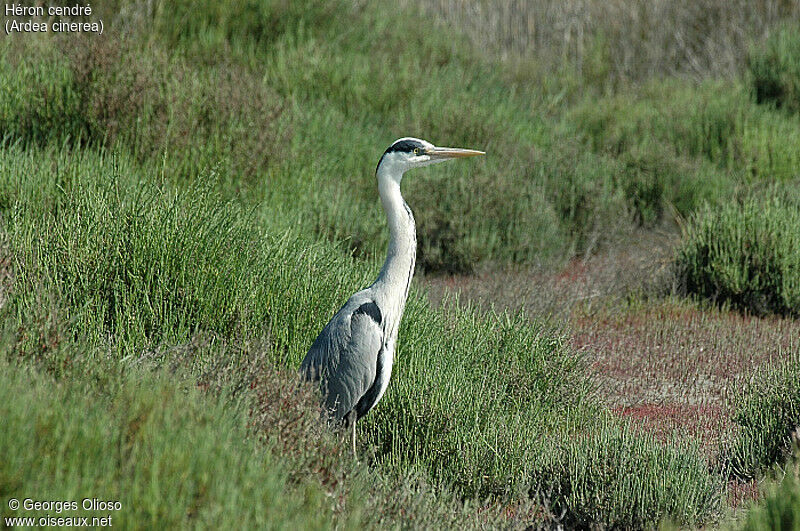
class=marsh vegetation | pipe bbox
[1,1,799,527]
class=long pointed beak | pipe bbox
[426,146,485,160]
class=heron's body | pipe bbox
[300,137,483,454]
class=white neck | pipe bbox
[371,164,417,338]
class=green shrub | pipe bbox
[0,144,725,527]
[0,356,346,529]
[0,35,283,188]
[0,296,518,530]
[674,189,800,316]
[725,356,800,480]
[538,421,722,529]
[364,302,723,528]
[739,453,800,530]
[571,80,800,182]
[2,1,661,273]
[5,0,796,527]
[749,23,800,114]
[0,41,88,146]
[153,0,343,49]
[260,98,575,274]
[2,145,369,360]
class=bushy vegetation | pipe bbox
[0,356,348,529]
[2,0,800,527]
[674,190,800,317]
[571,80,800,186]
[0,35,282,187]
[740,455,800,530]
[532,421,721,528]
[749,23,800,114]
[726,355,800,480]
[0,1,679,273]
[0,144,723,527]
[0,315,510,529]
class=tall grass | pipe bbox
[0,35,283,189]
[725,355,800,480]
[3,0,800,526]
[739,453,800,530]
[571,80,800,183]
[0,1,691,273]
[4,2,800,275]
[0,142,725,527]
[422,0,800,86]
[674,189,800,317]
[1,144,370,362]
[0,323,513,530]
[0,356,347,529]
[749,22,800,113]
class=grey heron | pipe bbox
[300,137,484,456]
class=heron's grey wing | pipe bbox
[301,301,384,421]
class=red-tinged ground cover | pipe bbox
[571,301,799,507]
[571,300,799,444]
[423,246,800,509]
[611,403,726,452]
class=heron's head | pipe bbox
[376,137,484,181]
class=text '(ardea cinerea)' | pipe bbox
[300,137,484,456]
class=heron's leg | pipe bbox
[351,416,357,458]
[343,410,358,458]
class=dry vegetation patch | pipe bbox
[421,0,800,84]
[573,301,799,405]
[423,227,675,318]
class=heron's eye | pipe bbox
[413,147,421,155]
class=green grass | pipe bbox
[726,355,800,480]
[674,189,800,317]
[2,0,800,527]
[4,4,800,273]
[572,79,800,183]
[0,2,675,272]
[749,22,800,114]
[0,323,511,530]
[739,460,800,530]
[1,144,372,363]
[0,142,724,527]
[0,357,345,529]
